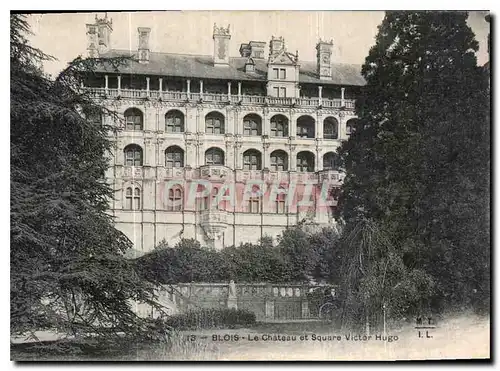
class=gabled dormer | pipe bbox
[267,39,300,98]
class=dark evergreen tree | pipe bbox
[10,14,165,340]
[337,11,490,316]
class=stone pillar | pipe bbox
[104,74,109,93]
[197,106,204,133]
[316,143,322,172]
[289,111,297,138]
[117,75,121,93]
[265,298,275,320]
[153,104,159,133]
[234,142,242,169]
[233,107,240,136]
[146,77,150,96]
[159,77,163,92]
[289,144,297,171]
[185,105,196,133]
[186,139,196,168]
[200,80,204,99]
[226,106,234,135]
[263,142,270,170]
[238,81,242,101]
[262,107,269,137]
[318,85,323,106]
[316,111,323,139]
[225,139,235,168]
[157,138,164,167]
[227,81,232,101]
[144,137,154,167]
[227,280,237,310]
[339,112,345,140]
[187,79,191,97]
[197,140,205,167]
[341,87,345,107]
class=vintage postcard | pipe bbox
[10,10,490,361]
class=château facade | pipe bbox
[83,14,365,252]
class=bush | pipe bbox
[135,226,343,285]
[165,308,256,330]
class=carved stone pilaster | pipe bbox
[196,105,204,133]
[289,143,297,171]
[234,142,242,169]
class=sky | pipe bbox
[26,11,490,77]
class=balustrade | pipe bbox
[83,87,354,108]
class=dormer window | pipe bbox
[272,68,286,79]
[245,57,256,73]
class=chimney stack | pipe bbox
[138,27,151,63]
[249,41,265,59]
[239,43,251,57]
[95,13,113,55]
[240,41,266,59]
[213,23,231,66]
[316,38,333,80]
[86,24,98,58]
[269,36,284,58]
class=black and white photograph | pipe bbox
[10,9,491,361]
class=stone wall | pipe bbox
[137,282,335,322]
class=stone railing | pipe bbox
[142,282,336,321]
[318,169,344,183]
[117,167,344,184]
[84,87,355,109]
[122,166,143,178]
[199,209,228,225]
[198,165,232,180]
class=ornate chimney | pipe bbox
[249,41,266,59]
[213,23,231,66]
[138,27,151,63]
[239,43,251,57]
[86,23,99,58]
[95,13,113,55]
[316,38,333,80]
[269,36,284,58]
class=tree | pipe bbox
[10,14,164,341]
[337,11,490,316]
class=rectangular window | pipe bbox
[166,152,183,168]
[279,69,286,79]
[243,155,259,170]
[276,199,286,214]
[248,198,260,213]
[273,68,279,79]
[280,87,286,98]
[273,87,279,97]
[271,157,285,171]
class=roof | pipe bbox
[96,49,366,87]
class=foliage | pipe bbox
[10,14,163,340]
[135,225,343,284]
[337,11,490,324]
[165,308,256,330]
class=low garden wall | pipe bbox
[135,282,336,322]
